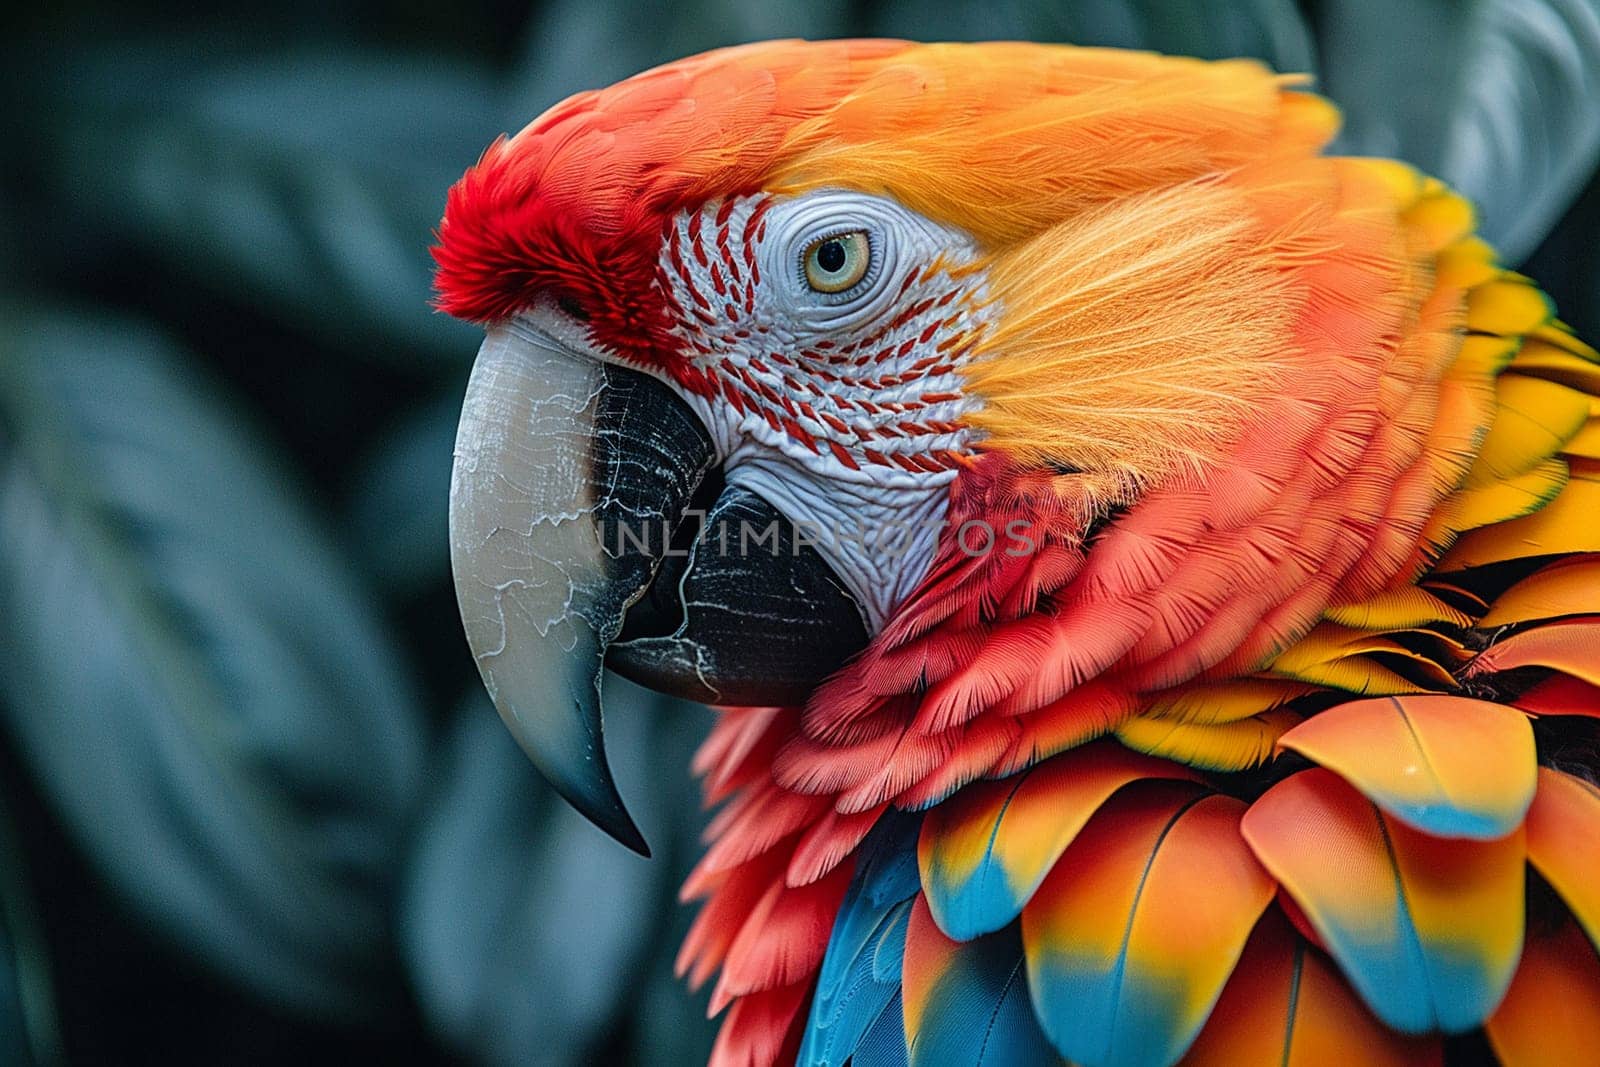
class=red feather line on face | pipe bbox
[658,194,985,465]
[431,39,913,366]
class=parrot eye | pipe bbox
[745,190,957,328]
[802,231,871,293]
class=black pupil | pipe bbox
[816,239,848,274]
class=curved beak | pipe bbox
[449,323,867,854]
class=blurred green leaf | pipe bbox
[20,43,500,366]
[867,0,1316,70]
[1524,169,1600,340]
[401,683,714,1066]
[345,391,457,596]
[1318,0,1600,263]
[0,793,59,1067]
[508,0,856,108]
[0,303,427,1021]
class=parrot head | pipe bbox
[434,39,1445,854]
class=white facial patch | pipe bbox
[650,188,994,631]
[523,190,994,634]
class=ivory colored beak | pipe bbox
[449,322,712,855]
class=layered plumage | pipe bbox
[435,39,1600,1067]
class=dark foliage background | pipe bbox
[2,1,1597,1063]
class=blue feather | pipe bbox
[852,992,909,1067]
[873,901,912,984]
[859,812,922,907]
[798,813,921,1067]
[910,925,1060,1067]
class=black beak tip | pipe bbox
[540,761,651,857]
[581,792,651,858]
[526,702,652,858]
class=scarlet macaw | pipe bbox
[436,40,1600,1066]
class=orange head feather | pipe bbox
[434,39,1342,492]
[437,37,1590,734]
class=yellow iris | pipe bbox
[803,231,870,293]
